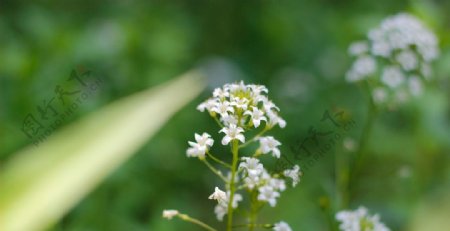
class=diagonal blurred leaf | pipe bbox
[0,70,206,231]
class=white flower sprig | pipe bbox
[164,81,300,231]
[336,206,390,231]
[346,13,439,106]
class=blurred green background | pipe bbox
[1,0,449,230]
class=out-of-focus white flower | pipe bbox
[266,110,286,128]
[220,124,245,145]
[372,87,388,104]
[213,192,243,221]
[396,49,418,71]
[259,136,282,158]
[243,174,260,190]
[213,87,230,99]
[269,178,286,192]
[249,84,269,95]
[408,76,423,96]
[343,137,357,152]
[162,210,179,220]
[381,66,405,88]
[244,106,267,128]
[214,203,228,221]
[208,187,227,205]
[421,63,432,80]
[345,13,439,106]
[348,56,377,81]
[239,157,264,178]
[283,165,301,187]
[258,185,280,207]
[336,206,390,231]
[348,41,369,56]
[273,221,292,231]
[197,98,218,112]
[186,133,214,158]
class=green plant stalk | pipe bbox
[178,214,217,231]
[348,82,378,201]
[248,191,258,231]
[336,142,350,209]
[233,223,273,229]
[202,159,228,182]
[227,140,239,231]
[351,91,377,181]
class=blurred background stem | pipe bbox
[348,81,378,203]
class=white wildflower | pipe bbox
[239,157,264,178]
[408,76,423,96]
[336,206,390,231]
[212,100,234,117]
[283,165,301,187]
[162,210,179,220]
[186,133,214,158]
[197,98,218,112]
[273,221,292,231]
[213,87,229,98]
[219,124,245,145]
[213,192,243,221]
[214,203,228,221]
[351,56,377,78]
[269,178,286,192]
[348,41,369,56]
[208,187,227,205]
[244,106,267,128]
[259,136,282,158]
[266,110,286,128]
[381,66,405,88]
[249,84,268,95]
[346,13,439,105]
[372,87,388,104]
[257,185,280,207]
[396,49,418,71]
[243,174,260,190]
[230,96,249,110]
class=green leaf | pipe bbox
[0,70,206,231]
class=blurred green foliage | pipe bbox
[1,0,449,230]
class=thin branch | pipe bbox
[178,214,217,231]
[202,158,228,182]
[207,151,231,168]
[239,127,269,148]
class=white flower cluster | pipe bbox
[346,13,439,105]
[336,206,390,231]
[197,81,286,134]
[209,187,243,221]
[186,81,298,229]
[273,221,293,231]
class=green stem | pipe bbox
[348,84,378,203]
[227,140,239,231]
[239,127,268,148]
[233,223,273,229]
[178,214,217,231]
[207,151,232,168]
[248,191,258,231]
[336,139,350,209]
[213,116,224,127]
[202,159,228,182]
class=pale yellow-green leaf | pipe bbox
[0,70,205,231]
